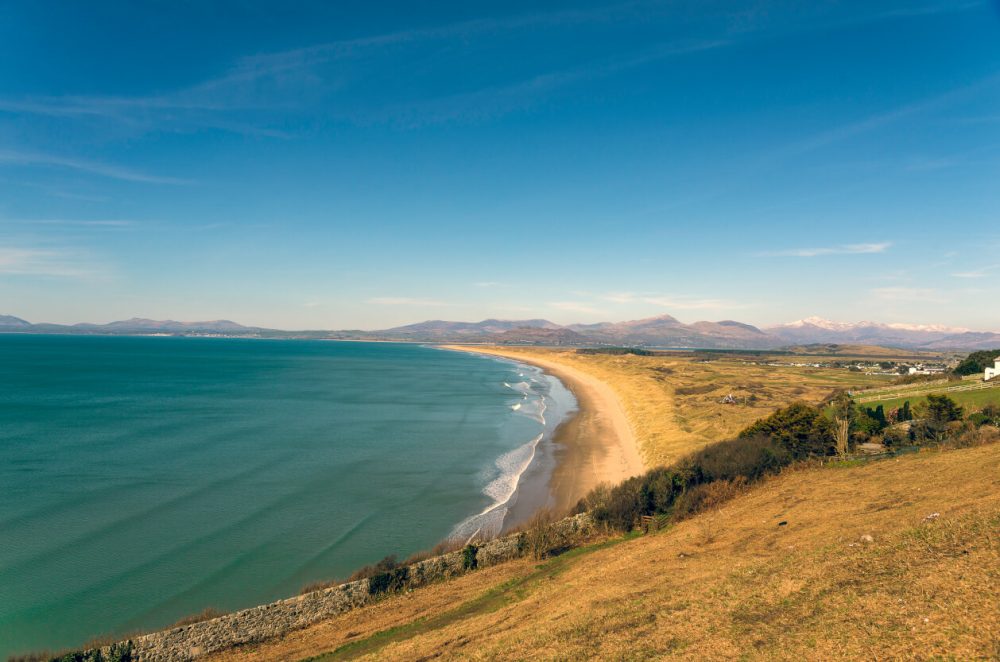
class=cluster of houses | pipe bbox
[907,364,949,376]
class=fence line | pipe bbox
[857,380,998,404]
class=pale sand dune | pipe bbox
[440,345,645,515]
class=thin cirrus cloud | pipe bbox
[951,264,999,278]
[0,1,662,132]
[777,73,1000,157]
[368,297,452,306]
[6,218,138,228]
[0,149,189,185]
[0,246,102,278]
[549,301,607,316]
[871,286,944,302]
[759,242,891,258]
[599,292,744,310]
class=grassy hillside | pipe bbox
[209,442,1000,661]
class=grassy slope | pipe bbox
[476,348,890,467]
[210,443,1000,661]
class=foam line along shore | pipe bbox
[438,345,644,529]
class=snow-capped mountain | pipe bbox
[776,316,969,334]
[767,317,992,349]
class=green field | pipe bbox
[859,384,1000,413]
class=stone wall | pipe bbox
[91,513,594,662]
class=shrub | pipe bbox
[738,402,836,458]
[519,509,571,559]
[348,554,399,583]
[367,565,409,596]
[683,436,791,483]
[968,412,992,427]
[672,477,747,520]
[585,434,794,532]
[970,403,1000,428]
[950,425,1000,448]
[882,427,909,447]
[925,394,963,424]
[590,474,648,531]
[461,544,478,570]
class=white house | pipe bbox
[986,359,1000,381]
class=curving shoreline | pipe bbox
[439,345,645,525]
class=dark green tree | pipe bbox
[925,394,964,424]
[952,350,1000,376]
[738,402,836,458]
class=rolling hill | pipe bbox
[2,313,998,350]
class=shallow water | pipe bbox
[0,336,572,657]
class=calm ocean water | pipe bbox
[0,335,572,657]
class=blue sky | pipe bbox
[1,0,999,330]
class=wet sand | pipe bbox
[439,346,645,528]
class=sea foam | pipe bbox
[450,366,550,542]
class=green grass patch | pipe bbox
[872,388,1000,413]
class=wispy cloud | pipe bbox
[549,301,607,316]
[0,2,660,134]
[759,242,891,257]
[871,286,944,302]
[951,264,999,279]
[0,245,103,278]
[368,296,451,306]
[0,1,745,137]
[367,38,728,128]
[598,291,745,310]
[780,73,1000,156]
[0,149,188,185]
[5,218,139,228]
[642,296,742,310]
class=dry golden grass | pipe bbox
[472,348,890,468]
[206,443,1000,661]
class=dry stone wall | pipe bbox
[92,513,594,662]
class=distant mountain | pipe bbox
[0,314,31,327]
[486,326,589,345]
[0,316,260,336]
[380,314,777,349]
[75,318,254,332]
[920,332,1000,351]
[381,318,562,339]
[765,316,996,349]
[2,312,997,350]
[567,314,774,348]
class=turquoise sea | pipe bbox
[0,336,573,657]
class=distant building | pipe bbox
[986,359,1000,381]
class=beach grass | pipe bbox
[457,347,891,469]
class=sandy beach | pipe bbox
[440,345,645,525]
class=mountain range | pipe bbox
[2,313,999,350]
